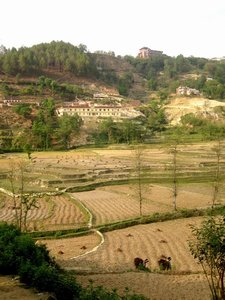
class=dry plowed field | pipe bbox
[0,194,86,231]
[58,217,203,273]
[36,231,101,261]
[41,217,211,299]
[72,184,217,225]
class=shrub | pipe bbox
[54,273,81,300]
[189,216,225,300]
[32,264,60,292]
[80,280,147,300]
[0,223,21,274]
[18,261,36,286]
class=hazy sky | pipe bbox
[1,0,225,58]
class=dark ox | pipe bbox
[134,257,149,268]
[158,256,171,270]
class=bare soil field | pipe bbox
[72,183,221,225]
[164,96,225,125]
[58,217,203,273]
[76,273,210,300]
[0,193,86,231]
[37,231,101,261]
[40,217,211,299]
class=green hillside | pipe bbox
[1,41,225,152]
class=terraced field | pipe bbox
[42,217,211,300]
[59,217,203,273]
[1,142,225,299]
[36,231,101,261]
[72,183,221,225]
[40,195,86,231]
[0,193,86,231]
[1,141,225,193]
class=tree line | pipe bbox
[0,41,97,76]
[0,98,83,151]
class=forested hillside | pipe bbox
[1,41,225,152]
[1,40,225,99]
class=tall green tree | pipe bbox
[32,99,56,149]
[57,113,83,149]
[97,118,119,144]
[140,100,167,133]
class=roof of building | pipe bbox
[139,47,149,50]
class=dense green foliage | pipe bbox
[8,98,83,150]
[13,103,32,118]
[90,117,146,144]
[89,101,167,145]
[139,100,167,133]
[0,223,57,275]
[57,113,83,149]
[117,72,134,96]
[180,113,225,137]
[0,41,97,76]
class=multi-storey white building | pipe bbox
[56,102,143,121]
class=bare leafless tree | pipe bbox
[211,139,223,208]
[132,146,149,216]
[170,141,178,211]
[168,129,183,211]
[8,160,39,231]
